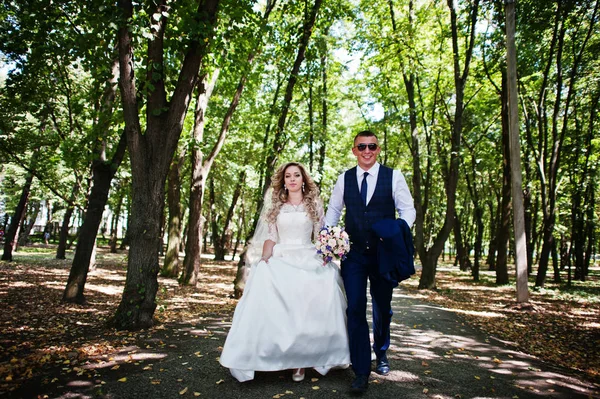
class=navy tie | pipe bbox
[361,172,369,205]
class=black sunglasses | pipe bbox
[356,143,378,151]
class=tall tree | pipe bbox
[180,72,220,285]
[232,0,324,296]
[163,152,185,278]
[261,0,324,194]
[181,0,276,285]
[2,170,34,261]
[63,55,127,304]
[418,0,480,288]
[113,0,220,329]
[505,0,529,302]
[534,0,599,287]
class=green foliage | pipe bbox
[1,0,598,285]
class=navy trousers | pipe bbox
[341,249,394,376]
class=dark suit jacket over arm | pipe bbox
[371,218,415,287]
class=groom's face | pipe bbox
[352,136,380,171]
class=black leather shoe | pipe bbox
[375,355,390,375]
[350,375,369,393]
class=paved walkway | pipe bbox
[9,289,600,399]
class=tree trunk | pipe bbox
[418,0,480,289]
[505,0,529,302]
[56,184,81,259]
[453,213,471,272]
[495,69,511,285]
[62,50,124,301]
[231,223,243,261]
[464,139,483,281]
[214,170,245,261]
[63,134,127,303]
[182,1,276,285]
[524,187,533,274]
[109,188,125,253]
[114,177,163,328]
[573,92,599,281]
[535,220,554,287]
[18,201,40,247]
[181,72,219,285]
[120,213,130,250]
[209,177,221,259]
[551,238,561,283]
[472,206,483,281]
[113,0,220,329]
[520,95,535,276]
[56,203,75,259]
[2,173,34,261]
[534,1,597,286]
[486,197,498,270]
[583,186,595,280]
[163,153,184,277]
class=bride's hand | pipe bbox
[261,255,271,263]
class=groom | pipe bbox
[325,130,416,393]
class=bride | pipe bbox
[219,162,350,382]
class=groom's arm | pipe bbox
[325,173,345,226]
[392,170,416,228]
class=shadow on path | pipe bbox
[379,291,599,399]
[8,289,600,399]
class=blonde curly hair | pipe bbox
[266,162,321,225]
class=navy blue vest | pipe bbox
[344,165,396,252]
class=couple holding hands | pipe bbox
[220,130,416,394]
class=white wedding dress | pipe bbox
[219,205,350,382]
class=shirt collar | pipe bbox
[357,162,380,177]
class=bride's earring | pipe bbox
[302,183,305,192]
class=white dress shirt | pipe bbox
[325,162,416,228]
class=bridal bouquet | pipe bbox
[316,225,351,263]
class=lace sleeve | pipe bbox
[267,222,278,243]
[313,199,325,238]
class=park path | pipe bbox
[9,287,600,399]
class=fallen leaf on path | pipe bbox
[179,387,188,395]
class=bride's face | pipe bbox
[284,166,304,194]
